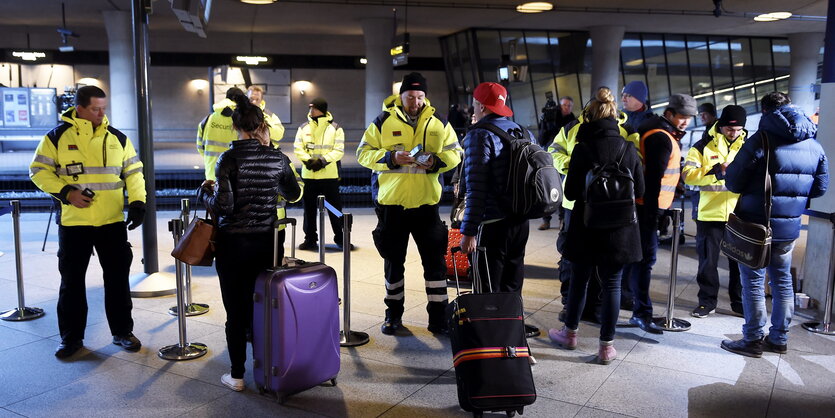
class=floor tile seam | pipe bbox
[0,406,26,417]
[764,355,781,418]
[340,349,456,373]
[0,322,59,340]
[573,405,640,418]
[574,356,628,411]
[374,372,450,418]
[617,356,778,390]
[172,390,238,418]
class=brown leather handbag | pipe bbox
[721,134,773,269]
[171,208,216,266]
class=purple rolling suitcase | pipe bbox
[252,218,340,403]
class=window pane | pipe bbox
[687,35,712,102]
[475,30,503,84]
[526,31,558,138]
[658,34,689,113]
[621,34,645,91]
[730,38,758,114]
[642,34,670,107]
[457,32,475,97]
[708,36,735,111]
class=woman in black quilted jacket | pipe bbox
[201,94,302,391]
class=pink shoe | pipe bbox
[548,327,577,350]
[597,340,617,365]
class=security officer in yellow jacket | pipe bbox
[247,85,285,143]
[357,72,462,336]
[548,111,638,316]
[29,86,146,359]
[683,105,747,318]
[294,97,346,251]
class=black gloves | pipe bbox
[305,158,326,171]
[126,201,146,230]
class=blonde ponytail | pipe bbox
[583,87,618,122]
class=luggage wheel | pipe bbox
[330,377,338,386]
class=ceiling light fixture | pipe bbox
[235,55,268,65]
[753,12,792,22]
[240,0,277,4]
[359,58,368,64]
[516,2,553,14]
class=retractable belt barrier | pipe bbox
[0,200,45,322]
[158,218,208,361]
[652,208,691,332]
[802,210,835,335]
[317,195,370,347]
[168,198,209,317]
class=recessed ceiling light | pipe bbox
[516,2,553,13]
[754,12,792,22]
[240,0,277,4]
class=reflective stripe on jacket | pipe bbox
[197,99,237,181]
[294,112,345,180]
[30,108,146,227]
[637,128,680,209]
[357,94,462,208]
[682,124,746,222]
[548,111,638,210]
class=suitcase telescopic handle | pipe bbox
[273,217,297,267]
[450,246,463,297]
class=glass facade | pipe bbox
[440,29,810,138]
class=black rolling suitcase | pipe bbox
[447,245,536,417]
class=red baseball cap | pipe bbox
[473,82,513,117]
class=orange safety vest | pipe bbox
[636,128,681,209]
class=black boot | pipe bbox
[721,337,763,358]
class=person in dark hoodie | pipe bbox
[622,93,697,334]
[548,87,644,365]
[720,92,828,358]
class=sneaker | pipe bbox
[691,305,715,318]
[597,340,617,365]
[54,340,83,359]
[763,336,788,354]
[221,373,245,391]
[298,240,318,251]
[548,327,578,350]
[112,333,141,351]
[427,324,449,336]
[537,221,550,231]
[721,338,763,358]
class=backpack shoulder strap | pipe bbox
[475,121,531,144]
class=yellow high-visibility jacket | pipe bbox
[30,108,146,227]
[197,99,284,180]
[548,112,637,210]
[357,95,462,208]
[683,125,747,222]
[294,112,344,180]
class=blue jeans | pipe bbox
[565,262,623,341]
[738,240,795,345]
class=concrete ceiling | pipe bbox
[0,0,827,55]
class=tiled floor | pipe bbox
[0,208,833,417]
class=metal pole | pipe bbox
[340,213,369,347]
[159,219,207,361]
[133,0,158,273]
[803,217,835,335]
[318,195,326,263]
[168,199,209,316]
[42,201,54,252]
[1,201,44,321]
[652,208,691,332]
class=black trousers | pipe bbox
[301,178,344,245]
[215,230,282,379]
[695,220,742,309]
[57,222,134,343]
[372,204,448,325]
[472,218,530,293]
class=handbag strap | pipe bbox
[762,133,773,227]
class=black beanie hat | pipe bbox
[400,72,427,94]
[698,102,716,116]
[309,97,328,114]
[717,105,747,128]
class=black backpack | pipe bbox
[583,142,637,229]
[476,122,562,219]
